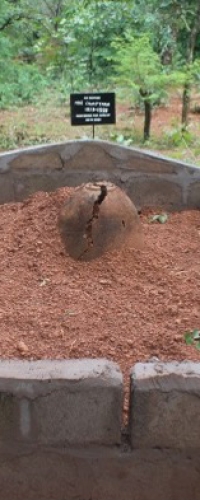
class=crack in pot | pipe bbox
[78,185,108,260]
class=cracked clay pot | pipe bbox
[58,181,141,261]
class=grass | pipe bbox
[0,90,200,166]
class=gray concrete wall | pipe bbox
[0,139,200,209]
[0,359,200,500]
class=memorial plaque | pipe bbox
[70,93,116,126]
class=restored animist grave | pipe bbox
[0,141,200,499]
[58,181,141,260]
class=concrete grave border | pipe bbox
[0,139,200,208]
[0,360,200,499]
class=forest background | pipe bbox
[1,0,200,165]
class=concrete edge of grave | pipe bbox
[0,358,122,395]
[130,361,200,391]
[130,361,200,450]
[0,139,199,173]
[0,358,123,447]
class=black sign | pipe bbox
[70,92,116,126]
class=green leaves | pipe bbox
[0,0,200,111]
[149,213,168,224]
[112,34,161,86]
[184,329,200,350]
[111,33,175,116]
[39,0,136,89]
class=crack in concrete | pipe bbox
[79,184,108,260]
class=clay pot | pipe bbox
[58,181,141,261]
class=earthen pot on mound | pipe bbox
[58,181,141,261]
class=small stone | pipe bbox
[99,279,111,285]
[127,339,133,346]
[147,356,160,362]
[174,333,182,341]
[17,340,28,355]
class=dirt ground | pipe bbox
[1,187,200,416]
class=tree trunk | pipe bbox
[88,37,95,86]
[181,2,200,129]
[140,89,152,141]
[181,81,191,130]
[143,99,152,141]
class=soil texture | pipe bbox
[1,187,200,416]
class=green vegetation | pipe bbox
[149,213,169,224]
[0,0,200,161]
[185,329,200,350]
[111,34,175,140]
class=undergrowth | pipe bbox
[0,88,200,167]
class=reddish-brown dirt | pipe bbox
[1,187,200,417]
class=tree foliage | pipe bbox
[111,33,174,139]
[139,0,200,126]
[33,0,135,89]
[0,0,200,133]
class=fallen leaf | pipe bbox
[39,278,50,287]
